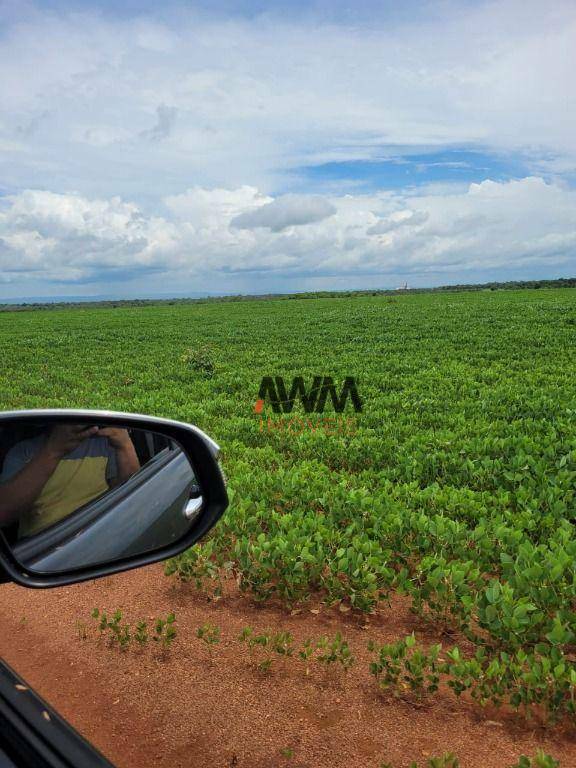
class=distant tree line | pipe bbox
[2,276,576,313]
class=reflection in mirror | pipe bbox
[0,420,202,574]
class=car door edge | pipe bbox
[0,660,113,768]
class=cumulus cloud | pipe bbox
[1,177,575,285]
[367,210,429,235]
[0,190,178,281]
[165,186,269,226]
[231,194,336,232]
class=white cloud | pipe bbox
[1,177,575,285]
[0,190,178,280]
[231,194,336,232]
[165,186,269,226]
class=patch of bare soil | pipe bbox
[0,564,574,768]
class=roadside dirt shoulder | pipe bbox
[1,565,574,768]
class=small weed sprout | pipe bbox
[298,638,314,675]
[75,620,87,640]
[181,344,216,377]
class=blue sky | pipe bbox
[14,0,441,23]
[0,0,575,299]
[294,149,533,194]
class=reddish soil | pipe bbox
[0,564,574,768]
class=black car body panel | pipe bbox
[0,660,112,768]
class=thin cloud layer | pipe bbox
[1,0,575,197]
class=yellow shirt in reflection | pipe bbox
[0,435,117,538]
[20,456,110,538]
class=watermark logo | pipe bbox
[254,376,361,434]
[254,376,362,414]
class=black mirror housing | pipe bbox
[0,410,228,588]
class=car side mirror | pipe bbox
[0,410,228,588]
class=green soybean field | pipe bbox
[2,287,576,728]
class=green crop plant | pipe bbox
[134,621,148,647]
[315,632,355,673]
[91,608,131,649]
[238,626,254,643]
[368,634,441,701]
[153,613,177,649]
[410,556,482,632]
[424,756,459,768]
[381,752,560,768]
[90,610,179,653]
[91,607,108,639]
[239,627,273,672]
[442,644,576,723]
[381,753,459,768]
[508,752,560,768]
[165,539,224,599]
[271,630,295,670]
[239,627,295,673]
[196,623,221,663]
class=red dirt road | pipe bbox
[0,564,574,768]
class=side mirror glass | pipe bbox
[0,411,228,586]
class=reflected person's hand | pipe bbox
[43,424,99,460]
[98,428,140,485]
[97,427,132,449]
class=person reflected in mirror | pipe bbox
[0,424,140,539]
